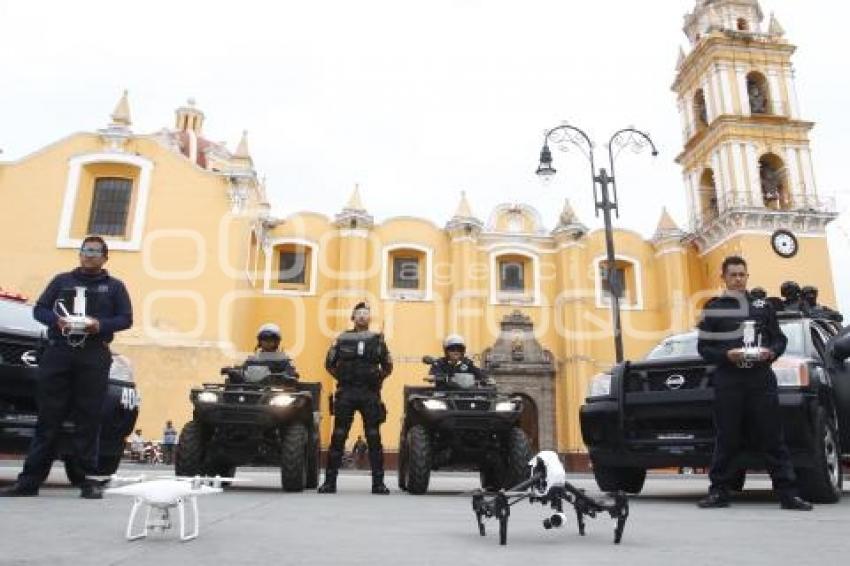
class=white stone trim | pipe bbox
[711,150,726,211]
[380,243,434,302]
[592,254,644,311]
[56,152,154,251]
[684,96,695,139]
[338,229,370,239]
[785,67,801,119]
[730,142,747,198]
[489,248,541,307]
[701,77,716,123]
[785,146,802,197]
[718,63,733,115]
[735,64,750,116]
[800,147,817,197]
[746,143,761,205]
[697,229,827,258]
[654,247,685,258]
[767,68,785,116]
[245,228,260,286]
[263,237,319,296]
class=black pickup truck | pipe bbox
[580,312,850,503]
[0,295,140,482]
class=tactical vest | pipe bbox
[336,330,383,388]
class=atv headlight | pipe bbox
[197,391,219,404]
[495,401,517,412]
[422,399,448,411]
[269,394,296,407]
[587,373,612,399]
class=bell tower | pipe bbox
[673,0,838,301]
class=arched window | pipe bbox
[381,244,433,301]
[490,250,540,306]
[737,18,750,31]
[693,89,709,130]
[264,238,318,295]
[699,168,720,221]
[746,71,771,114]
[759,153,790,210]
[595,256,643,310]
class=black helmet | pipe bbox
[780,281,800,299]
[750,287,767,300]
[257,323,282,341]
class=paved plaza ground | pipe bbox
[1,461,847,566]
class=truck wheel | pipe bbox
[175,421,205,477]
[280,422,308,492]
[406,425,431,495]
[503,427,532,488]
[797,408,843,503]
[305,428,320,489]
[397,432,409,491]
[593,465,646,494]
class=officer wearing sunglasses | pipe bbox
[1,235,132,500]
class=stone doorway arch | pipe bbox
[482,310,556,452]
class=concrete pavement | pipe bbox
[1,461,847,566]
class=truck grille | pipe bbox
[625,367,709,393]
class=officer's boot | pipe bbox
[371,472,390,495]
[0,482,39,497]
[318,470,337,494]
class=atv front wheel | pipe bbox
[175,421,206,477]
[280,422,308,492]
[406,425,432,494]
[503,427,532,488]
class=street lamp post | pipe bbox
[536,124,658,363]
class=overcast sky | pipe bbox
[2,0,849,308]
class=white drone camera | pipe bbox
[56,287,94,335]
[740,320,763,365]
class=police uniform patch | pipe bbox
[753,299,766,309]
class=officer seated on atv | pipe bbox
[428,335,491,389]
[227,323,300,385]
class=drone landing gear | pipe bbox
[126,496,200,542]
[471,476,630,546]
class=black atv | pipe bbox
[397,356,531,494]
[175,357,321,491]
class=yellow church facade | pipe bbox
[0,0,838,466]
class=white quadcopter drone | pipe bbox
[103,475,247,542]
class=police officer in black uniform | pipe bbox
[318,302,393,494]
[780,280,802,311]
[696,255,811,510]
[800,285,843,322]
[1,236,132,499]
[428,334,489,387]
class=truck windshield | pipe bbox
[645,320,807,360]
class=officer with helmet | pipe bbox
[230,323,299,383]
[319,302,393,494]
[429,334,489,387]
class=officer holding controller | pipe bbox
[696,255,811,510]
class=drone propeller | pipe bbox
[87,473,146,484]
